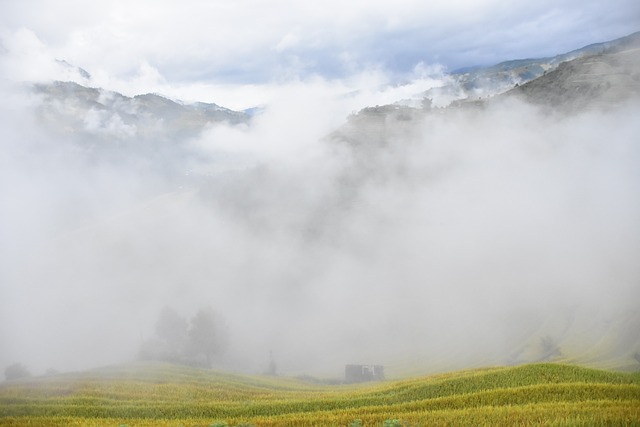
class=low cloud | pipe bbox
[3,1,639,87]
[1,68,638,377]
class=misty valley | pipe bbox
[1,28,640,426]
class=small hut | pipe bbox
[345,364,385,383]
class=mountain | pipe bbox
[502,32,640,111]
[30,32,639,144]
[32,81,249,143]
[418,31,640,106]
[346,30,640,131]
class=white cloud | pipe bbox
[2,66,640,375]
[1,0,639,376]
[275,32,301,53]
[2,0,638,92]
[0,28,88,83]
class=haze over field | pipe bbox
[1,1,639,378]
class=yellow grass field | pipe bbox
[1,362,639,426]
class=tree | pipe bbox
[45,368,60,376]
[138,306,228,367]
[4,363,30,381]
[539,335,562,361]
[155,306,188,355]
[265,350,277,376]
[139,306,188,363]
[187,307,227,367]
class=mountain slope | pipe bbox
[32,81,249,142]
[1,363,638,426]
[421,31,640,105]
[502,32,640,111]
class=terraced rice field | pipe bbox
[1,362,639,426]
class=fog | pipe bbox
[1,72,639,379]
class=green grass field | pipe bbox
[1,362,639,426]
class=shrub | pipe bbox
[4,363,31,381]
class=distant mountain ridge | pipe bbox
[502,34,640,111]
[29,30,640,143]
[334,30,640,150]
[419,31,640,105]
[32,80,249,143]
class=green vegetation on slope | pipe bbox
[1,362,639,426]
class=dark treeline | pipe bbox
[138,306,227,368]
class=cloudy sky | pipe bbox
[1,1,639,377]
[1,0,638,107]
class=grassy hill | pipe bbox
[1,362,639,426]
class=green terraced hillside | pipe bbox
[1,362,639,426]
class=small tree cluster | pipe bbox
[539,335,562,361]
[139,306,227,368]
[4,363,31,381]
